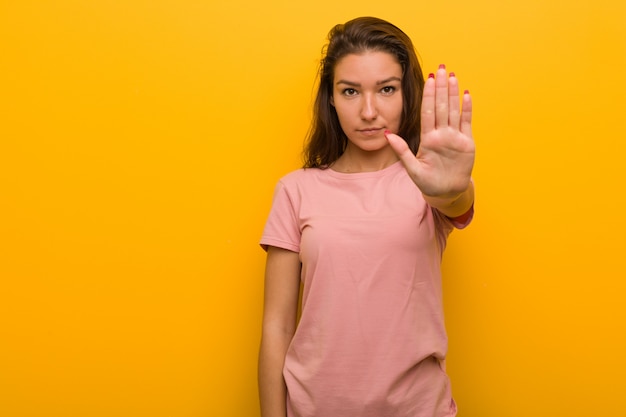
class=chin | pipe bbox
[357,142,391,153]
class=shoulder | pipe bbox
[276,167,328,189]
[278,167,307,183]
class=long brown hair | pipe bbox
[303,17,425,168]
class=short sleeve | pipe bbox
[448,203,474,230]
[260,180,301,253]
[431,203,474,253]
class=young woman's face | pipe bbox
[331,51,403,153]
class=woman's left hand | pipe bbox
[385,65,475,198]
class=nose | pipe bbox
[360,93,378,121]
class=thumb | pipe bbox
[384,130,416,167]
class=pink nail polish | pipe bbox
[384,130,391,135]
[449,72,455,77]
[428,73,435,79]
[438,64,446,70]
[464,90,470,95]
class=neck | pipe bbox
[331,145,399,173]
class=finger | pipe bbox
[435,65,448,128]
[420,74,435,134]
[384,131,418,171]
[448,72,460,128]
[460,90,473,137]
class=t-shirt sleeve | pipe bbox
[432,203,474,253]
[447,203,474,230]
[432,203,474,233]
[260,180,301,253]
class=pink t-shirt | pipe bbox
[261,161,472,417]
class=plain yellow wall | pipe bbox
[1,1,625,416]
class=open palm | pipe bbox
[386,66,475,198]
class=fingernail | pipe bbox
[428,73,435,79]
[438,64,446,70]
[384,129,392,135]
[464,90,470,95]
[449,72,455,77]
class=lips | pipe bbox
[357,127,384,136]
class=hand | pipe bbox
[385,65,475,198]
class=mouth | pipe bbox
[357,127,384,136]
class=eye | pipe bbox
[342,88,358,96]
[380,86,396,95]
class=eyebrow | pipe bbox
[335,76,402,87]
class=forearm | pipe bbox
[258,329,292,417]
[259,246,300,417]
[423,180,474,219]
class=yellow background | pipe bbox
[1,1,625,416]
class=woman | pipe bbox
[259,16,475,417]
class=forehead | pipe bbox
[333,51,402,82]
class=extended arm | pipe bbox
[385,65,475,218]
[258,246,301,417]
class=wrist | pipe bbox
[423,180,474,218]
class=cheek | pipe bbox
[334,104,353,126]
[388,99,403,124]
[396,98,404,120]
